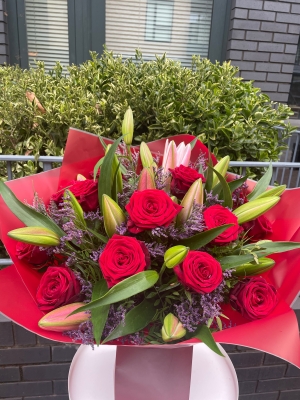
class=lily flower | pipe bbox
[162,140,191,174]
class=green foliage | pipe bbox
[0,50,294,181]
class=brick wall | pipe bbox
[227,0,300,103]
[0,0,8,65]
[0,312,299,400]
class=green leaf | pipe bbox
[190,137,198,150]
[70,271,159,314]
[0,181,64,237]
[91,280,109,345]
[193,325,224,357]
[204,155,213,194]
[220,241,300,270]
[93,158,103,181]
[86,228,108,243]
[228,176,248,193]
[102,299,156,343]
[98,136,123,210]
[247,162,272,201]
[65,189,86,228]
[176,224,234,250]
[208,165,232,208]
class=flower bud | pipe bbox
[233,257,275,277]
[233,196,280,225]
[122,107,134,145]
[171,195,178,204]
[161,313,186,342]
[138,167,156,191]
[140,142,155,168]
[162,140,177,173]
[164,245,189,268]
[77,174,86,181]
[38,303,89,332]
[256,185,286,200]
[212,156,230,187]
[102,194,126,237]
[65,189,86,228]
[8,227,60,247]
[105,145,123,194]
[176,178,203,226]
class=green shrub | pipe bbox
[0,50,294,180]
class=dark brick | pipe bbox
[0,54,8,64]
[228,351,264,368]
[239,393,279,400]
[236,346,260,353]
[259,365,287,380]
[37,336,59,345]
[282,64,295,73]
[229,29,245,40]
[249,10,275,21]
[231,61,255,71]
[239,380,257,394]
[235,0,263,10]
[261,22,287,33]
[221,344,237,352]
[268,73,292,83]
[264,354,290,365]
[278,83,291,93]
[286,364,300,377]
[232,19,261,31]
[254,82,278,92]
[244,52,270,61]
[279,390,300,400]
[22,363,70,381]
[285,44,298,54]
[291,4,300,14]
[288,25,300,35]
[51,345,78,362]
[0,347,50,365]
[276,13,300,24]
[13,324,36,346]
[0,381,52,398]
[274,33,299,44]
[0,44,7,54]
[246,31,273,41]
[233,8,248,19]
[0,366,20,382]
[270,53,296,64]
[256,62,281,72]
[227,50,243,60]
[236,367,260,381]
[266,92,289,102]
[257,377,300,392]
[0,321,14,347]
[53,379,68,395]
[264,1,291,13]
[258,42,285,53]
[24,397,69,400]
[241,71,267,80]
[228,40,257,51]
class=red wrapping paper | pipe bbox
[0,128,299,366]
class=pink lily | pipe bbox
[162,140,191,174]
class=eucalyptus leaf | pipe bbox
[193,325,224,357]
[247,162,273,201]
[0,181,64,237]
[91,280,109,345]
[102,299,156,343]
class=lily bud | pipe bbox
[233,257,275,277]
[256,185,286,200]
[164,245,189,268]
[77,174,86,181]
[176,178,203,226]
[162,139,177,173]
[162,313,186,342]
[233,196,280,225]
[140,142,155,168]
[138,167,156,191]
[105,144,123,194]
[171,195,178,204]
[8,227,60,247]
[122,107,134,146]
[65,189,86,228]
[102,194,126,237]
[212,156,230,187]
[38,303,89,332]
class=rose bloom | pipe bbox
[16,242,48,268]
[230,277,277,321]
[51,179,98,212]
[169,165,206,199]
[99,235,150,287]
[125,189,182,234]
[174,251,223,294]
[203,205,239,244]
[242,215,273,242]
[36,266,81,312]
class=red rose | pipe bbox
[99,235,150,287]
[51,179,98,212]
[169,165,206,199]
[16,242,49,268]
[174,251,223,294]
[242,215,273,242]
[125,189,182,234]
[36,266,81,312]
[230,277,277,320]
[203,205,239,244]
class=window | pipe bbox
[145,0,174,42]
[288,38,300,117]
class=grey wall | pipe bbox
[0,0,8,64]
[227,0,300,103]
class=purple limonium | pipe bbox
[74,272,93,302]
[154,167,170,190]
[144,242,166,258]
[83,209,103,222]
[102,305,127,339]
[64,319,94,347]
[90,245,105,262]
[232,178,248,207]
[205,191,224,207]
[189,153,207,173]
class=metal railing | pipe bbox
[1,127,300,266]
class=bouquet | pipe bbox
[0,109,300,366]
